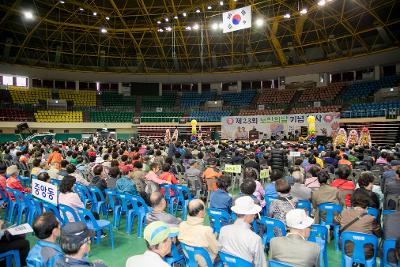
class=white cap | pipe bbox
[231,196,262,215]
[285,209,314,230]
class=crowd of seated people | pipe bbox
[0,138,399,266]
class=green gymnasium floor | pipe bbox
[17,213,344,267]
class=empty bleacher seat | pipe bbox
[34,110,83,122]
[59,90,96,107]
[140,112,184,123]
[257,89,296,104]
[9,88,51,104]
[190,110,231,122]
[90,111,133,122]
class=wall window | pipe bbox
[3,75,13,85]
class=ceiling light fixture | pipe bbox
[220,1,224,6]
[255,18,264,27]
[93,12,97,16]
[208,6,212,10]
[193,23,199,30]
[157,20,161,24]
[300,8,307,15]
[166,26,172,31]
[23,11,34,20]
[283,13,291,18]
[100,27,107,33]
[318,0,326,6]
[211,23,219,30]
[59,0,65,3]
[165,17,169,22]
[79,7,84,11]
[174,16,178,19]
[185,26,192,30]
[182,12,187,17]
[105,16,110,20]
[196,9,201,13]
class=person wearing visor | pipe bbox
[57,222,107,267]
[126,221,178,267]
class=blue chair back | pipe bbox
[207,208,231,234]
[308,224,328,267]
[50,178,61,187]
[42,201,64,224]
[269,260,294,267]
[264,195,277,212]
[130,194,150,213]
[160,184,177,214]
[383,210,395,216]
[76,207,100,228]
[25,194,43,225]
[58,204,80,223]
[105,189,119,209]
[117,192,133,212]
[318,203,343,225]
[296,200,312,216]
[164,242,185,266]
[259,217,287,247]
[175,185,191,219]
[180,242,214,267]
[367,207,379,220]
[0,249,21,267]
[74,183,93,206]
[89,186,106,203]
[219,251,254,267]
[340,231,378,266]
[382,239,396,267]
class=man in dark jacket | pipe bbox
[269,143,287,171]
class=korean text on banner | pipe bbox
[224,164,242,174]
[222,5,252,33]
[290,151,301,157]
[32,179,58,205]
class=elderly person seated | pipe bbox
[335,193,382,260]
[290,170,311,200]
[270,209,320,267]
[178,199,220,267]
[210,175,233,213]
[268,178,298,226]
[6,165,31,200]
[353,172,380,209]
[146,191,182,227]
[219,196,267,267]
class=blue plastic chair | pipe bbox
[74,183,93,207]
[17,175,30,188]
[219,251,254,267]
[0,188,9,218]
[269,260,294,267]
[88,186,107,216]
[58,204,80,224]
[259,216,287,248]
[5,187,20,223]
[76,207,114,249]
[262,195,277,216]
[383,210,395,216]
[180,242,214,267]
[174,185,192,220]
[367,207,379,220]
[42,201,64,225]
[126,194,150,237]
[340,231,378,267]
[382,239,396,267]
[115,193,133,230]
[318,203,343,251]
[9,189,30,225]
[164,242,185,266]
[0,250,21,267]
[50,178,61,187]
[296,199,312,216]
[160,184,177,214]
[24,194,43,225]
[104,189,121,227]
[308,224,328,267]
[207,208,231,234]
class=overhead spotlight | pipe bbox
[318,0,326,6]
[157,20,161,24]
[174,16,178,19]
[207,6,212,10]
[158,28,164,32]
[93,12,97,16]
[59,0,65,3]
[196,9,201,13]
[218,23,224,29]
[166,26,172,31]
[390,88,394,92]
[105,16,110,20]
[211,23,219,30]
[255,18,264,27]
[185,26,192,30]
[165,17,169,22]
[283,13,291,18]
[100,27,107,33]
[182,12,187,17]
[220,1,224,6]
[300,8,307,15]
[23,11,34,20]
[79,7,84,11]
[193,23,199,30]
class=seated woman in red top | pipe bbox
[331,165,355,206]
[159,163,179,197]
[5,165,31,200]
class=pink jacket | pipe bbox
[145,171,169,185]
[58,192,84,222]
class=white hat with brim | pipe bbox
[285,209,314,230]
[6,165,19,177]
[231,196,262,215]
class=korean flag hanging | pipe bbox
[222,5,252,33]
